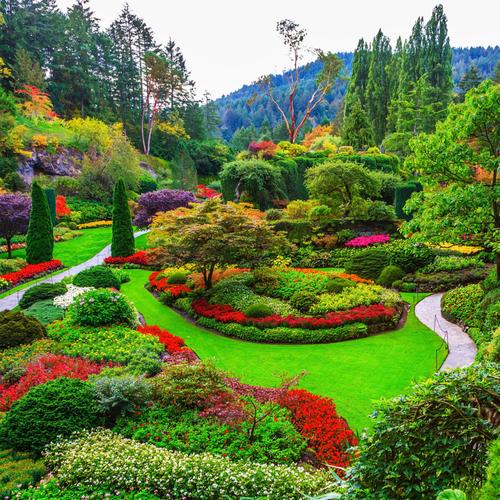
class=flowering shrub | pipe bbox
[104,250,149,266]
[248,140,277,158]
[1,260,63,286]
[441,284,485,328]
[196,184,221,199]
[345,234,391,247]
[280,389,357,469]
[53,284,94,309]
[149,271,192,299]
[44,429,330,499]
[77,220,112,229]
[137,324,194,356]
[0,339,60,376]
[55,195,71,218]
[0,354,107,411]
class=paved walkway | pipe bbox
[0,230,149,311]
[415,292,477,371]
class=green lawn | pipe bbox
[134,233,149,250]
[121,270,447,431]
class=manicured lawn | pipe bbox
[134,233,149,250]
[122,270,447,431]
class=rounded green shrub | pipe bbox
[24,299,65,325]
[345,247,390,280]
[0,258,26,274]
[388,241,435,273]
[265,208,283,221]
[245,303,274,318]
[325,278,356,294]
[0,311,46,348]
[377,265,405,287]
[167,272,188,285]
[19,282,67,310]
[0,377,102,455]
[69,289,136,327]
[290,290,318,312]
[73,266,121,290]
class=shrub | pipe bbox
[388,240,435,272]
[345,247,390,280]
[0,258,26,274]
[111,180,135,258]
[166,271,188,284]
[25,182,53,264]
[345,234,390,248]
[290,290,318,313]
[0,378,102,455]
[24,299,65,324]
[325,278,356,294]
[69,289,136,327]
[347,364,499,498]
[266,208,283,220]
[73,266,121,290]
[245,303,274,318]
[110,267,130,284]
[480,437,500,499]
[19,282,67,310]
[424,255,485,273]
[0,449,45,498]
[377,265,405,287]
[0,311,46,348]
[44,429,330,499]
[442,284,485,328]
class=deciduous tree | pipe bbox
[0,193,30,257]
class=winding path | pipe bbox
[415,292,477,371]
[0,230,149,311]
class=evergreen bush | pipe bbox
[111,180,135,258]
[19,282,67,310]
[325,278,356,293]
[73,265,121,290]
[245,303,274,318]
[345,247,390,280]
[44,188,56,225]
[0,311,46,348]
[377,265,405,287]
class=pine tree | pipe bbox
[344,38,370,115]
[341,97,374,150]
[26,182,54,264]
[111,179,135,258]
[457,65,482,101]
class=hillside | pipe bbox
[216,46,500,140]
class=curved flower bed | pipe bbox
[0,260,63,289]
[148,271,191,298]
[104,250,150,267]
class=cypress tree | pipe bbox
[44,188,56,225]
[111,179,135,258]
[26,182,54,264]
[344,38,370,116]
[341,97,374,150]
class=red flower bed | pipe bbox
[196,184,221,199]
[149,271,192,298]
[191,298,396,330]
[280,389,357,470]
[137,325,190,354]
[1,259,63,285]
[104,251,149,266]
[0,354,108,411]
[56,195,71,218]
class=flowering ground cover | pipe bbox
[0,260,63,289]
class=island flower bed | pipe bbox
[148,270,192,298]
[104,250,150,267]
[0,259,63,289]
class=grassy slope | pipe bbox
[122,270,447,431]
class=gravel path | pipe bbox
[415,292,477,371]
[0,230,149,311]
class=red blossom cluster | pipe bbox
[248,140,276,158]
[198,391,249,424]
[137,325,192,355]
[148,271,191,298]
[56,195,71,218]
[1,260,63,285]
[196,184,221,199]
[191,298,396,330]
[224,377,285,404]
[280,389,357,470]
[0,354,108,411]
[104,251,149,266]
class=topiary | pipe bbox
[345,247,390,280]
[0,311,46,348]
[245,303,274,318]
[167,272,188,285]
[290,291,318,313]
[73,266,121,290]
[377,265,405,287]
[325,278,356,294]
[19,282,67,310]
[0,377,102,455]
[111,179,135,258]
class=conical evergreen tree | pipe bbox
[111,179,135,258]
[26,182,54,264]
[457,65,482,101]
[341,96,374,150]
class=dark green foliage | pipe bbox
[138,174,158,193]
[377,265,404,287]
[19,282,67,310]
[0,311,46,349]
[44,188,56,225]
[73,265,121,290]
[388,240,435,272]
[341,97,374,149]
[25,182,54,264]
[66,197,112,223]
[4,172,25,191]
[480,437,500,499]
[166,272,188,285]
[265,209,283,221]
[394,181,423,219]
[24,299,65,325]
[244,303,274,318]
[0,448,45,498]
[111,180,135,258]
[335,153,399,173]
[0,378,102,455]
[345,247,390,279]
[325,278,357,293]
[347,364,499,498]
[290,290,318,313]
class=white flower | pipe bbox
[53,284,95,309]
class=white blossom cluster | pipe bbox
[53,284,95,309]
[45,429,332,499]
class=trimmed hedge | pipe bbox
[73,266,121,290]
[345,247,390,280]
[394,181,422,219]
[19,282,67,310]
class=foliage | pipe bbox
[44,429,330,499]
[24,299,65,325]
[69,289,136,327]
[289,290,318,313]
[0,258,26,274]
[0,311,46,349]
[244,303,274,318]
[325,278,357,294]
[388,240,436,273]
[424,255,485,273]
[133,188,196,227]
[0,340,59,377]
[347,364,500,498]
[111,179,135,258]
[377,265,405,287]
[480,437,500,500]
[285,199,319,219]
[25,182,53,264]
[19,282,67,310]
[0,448,45,498]
[0,194,30,258]
[55,195,71,219]
[345,247,390,279]
[16,85,55,121]
[442,284,486,328]
[0,260,62,287]
[73,266,121,290]
[66,197,112,224]
[0,378,102,455]
[345,233,390,247]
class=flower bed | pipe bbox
[345,234,391,247]
[148,271,192,298]
[104,250,150,267]
[77,220,112,229]
[0,260,63,288]
[137,324,196,361]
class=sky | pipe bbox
[56,0,500,98]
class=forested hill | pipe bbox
[216,46,499,140]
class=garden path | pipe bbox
[0,230,148,311]
[415,292,477,370]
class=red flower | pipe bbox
[104,251,149,266]
[148,272,191,298]
[1,260,63,285]
[56,195,71,218]
[137,324,196,360]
